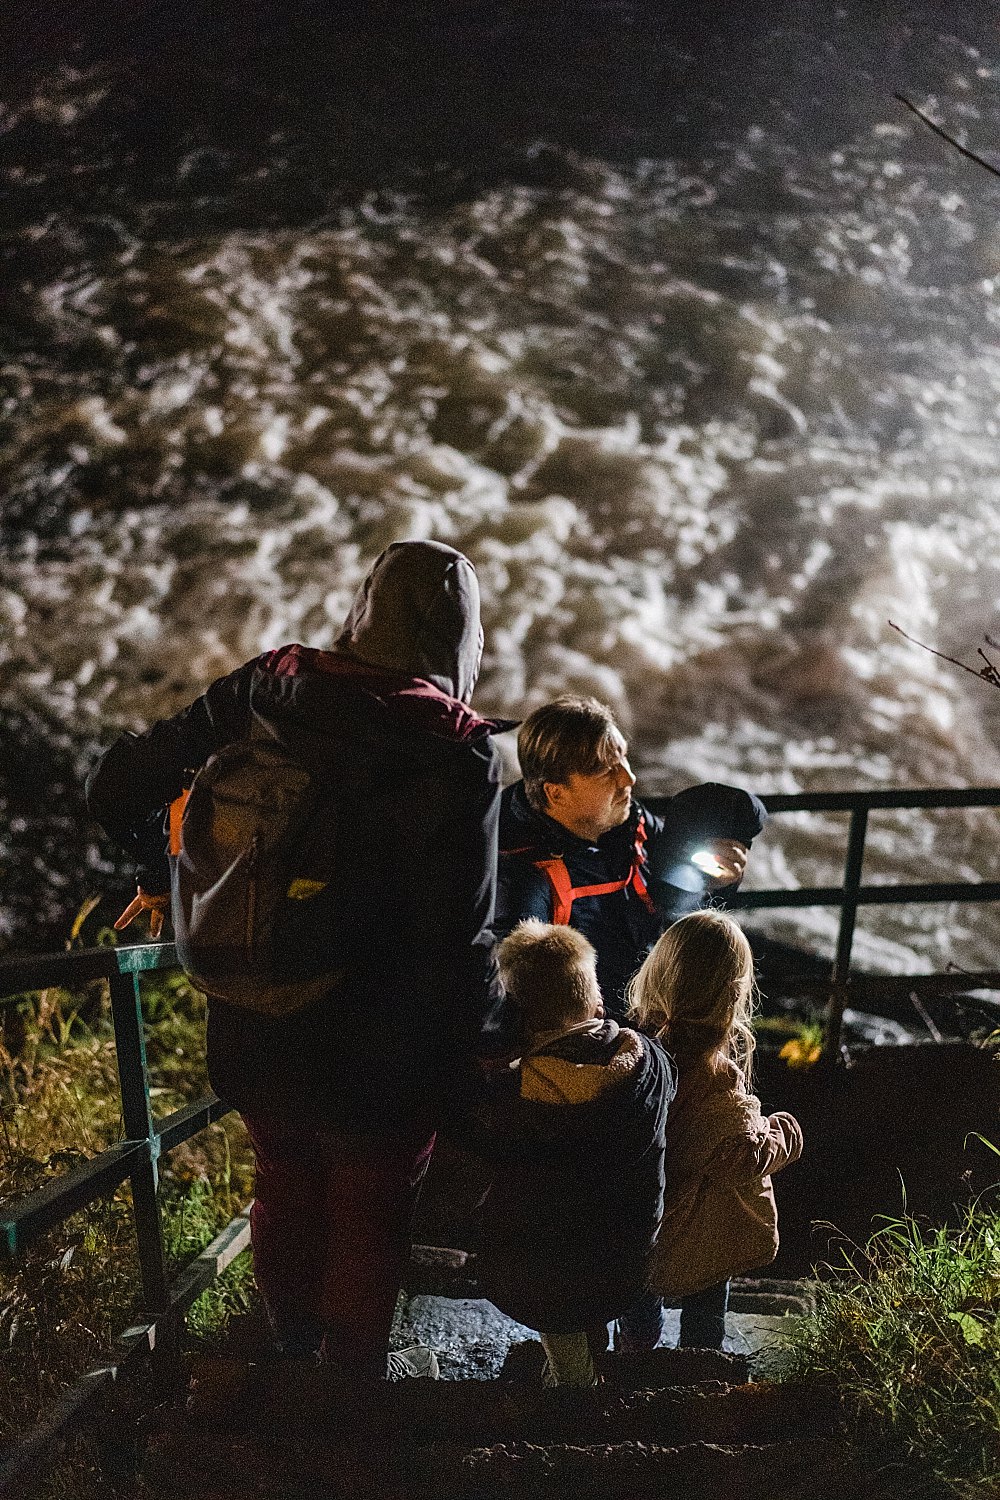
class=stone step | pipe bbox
[142,1353,933,1500]
[404,1243,476,1297]
[424,1434,859,1500]
[143,1257,901,1500]
[405,1244,817,1317]
[499,1338,751,1389]
[729,1280,817,1317]
[143,1419,869,1500]
[184,1357,836,1447]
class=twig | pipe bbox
[978,644,1000,679]
[909,990,943,1043]
[888,620,1000,690]
[895,93,1000,183]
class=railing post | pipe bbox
[823,806,868,1062]
[107,968,178,1387]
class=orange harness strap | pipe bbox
[629,828,654,909]
[532,858,628,925]
[532,816,656,927]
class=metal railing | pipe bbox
[0,942,247,1498]
[645,785,1000,1059]
[2,783,1000,1489]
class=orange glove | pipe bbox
[114,888,170,940]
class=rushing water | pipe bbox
[3,2,1000,966]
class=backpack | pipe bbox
[169,729,361,1016]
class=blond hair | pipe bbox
[627,910,757,1088]
[498,919,601,1034]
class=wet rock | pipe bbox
[393,1293,535,1381]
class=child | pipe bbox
[618,909,803,1352]
[473,920,676,1387]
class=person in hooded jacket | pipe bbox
[495,696,767,1022]
[85,541,505,1379]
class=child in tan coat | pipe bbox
[617,909,802,1351]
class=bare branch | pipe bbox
[895,93,1000,183]
[888,620,1000,689]
[978,645,1000,681]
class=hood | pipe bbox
[518,1024,674,1152]
[520,1022,646,1107]
[334,540,483,704]
[256,643,500,745]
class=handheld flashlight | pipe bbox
[690,848,727,879]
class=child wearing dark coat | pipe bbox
[473,920,676,1387]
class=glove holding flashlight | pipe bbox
[646,783,766,916]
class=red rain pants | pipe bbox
[242,1112,436,1379]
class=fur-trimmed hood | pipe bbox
[520,1021,647,1107]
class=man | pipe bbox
[86,540,505,1379]
[494,695,766,1020]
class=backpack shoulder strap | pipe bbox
[527,816,656,927]
[531,856,577,925]
[629,814,656,913]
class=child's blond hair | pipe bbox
[627,910,757,1087]
[498,919,601,1035]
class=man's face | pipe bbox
[544,735,637,842]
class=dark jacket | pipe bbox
[495,783,767,1019]
[472,1021,675,1333]
[86,542,504,1131]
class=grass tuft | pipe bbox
[783,1198,1000,1496]
[0,952,255,1461]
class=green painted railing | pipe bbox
[0,942,247,1498]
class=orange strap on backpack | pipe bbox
[168,789,190,857]
[528,816,655,926]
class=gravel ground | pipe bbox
[392,1293,796,1380]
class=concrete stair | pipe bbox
[139,1349,924,1500]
